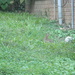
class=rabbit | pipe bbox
[43,34,53,43]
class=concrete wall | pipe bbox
[30,0,55,20]
[27,0,74,25]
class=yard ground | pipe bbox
[0,12,75,75]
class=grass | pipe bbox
[0,11,75,75]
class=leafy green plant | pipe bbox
[0,0,13,10]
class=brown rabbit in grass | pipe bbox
[44,34,53,43]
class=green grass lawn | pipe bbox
[0,12,75,75]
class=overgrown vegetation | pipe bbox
[0,0,13,10]
[0,0,30,11]
[0,12,75,75]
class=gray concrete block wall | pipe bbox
[27,0,74,25]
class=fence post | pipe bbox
[71,0,74,29]
[58,0,62,25]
